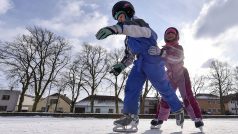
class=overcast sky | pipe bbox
[1,0,238,89]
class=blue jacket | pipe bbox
[117,16,163,67]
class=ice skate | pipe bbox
[195,119,204,133]
[174,108,184,128]
[150,118,163,129]
[113,114,139,133]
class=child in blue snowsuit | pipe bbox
[95,1,184,132]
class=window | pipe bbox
[108,109,114,113]
[149,102,155,105]
[2,95,10,100]
[50,99,58,105]
[0,106,7,111]
[57,107,63,112]
[41,107,46,111]
[232,108,238,110]
[98,100,105,103]
[95,108,100,113]
[212,109,216,112]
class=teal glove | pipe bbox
[95,25,121,40]
[109,63,126,76]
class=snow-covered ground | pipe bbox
[0,116,237,134]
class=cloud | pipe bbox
[31,0,125,54]
[34,0,108,38]
[194,0,238,38]
[0,26,27,41]
[213,26,238,66]
[201,58,215,68]
[183,0,238,72]
[0,0,13,15]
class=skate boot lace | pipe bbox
[114,114,138,126]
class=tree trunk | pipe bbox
[32,97,40,112]
[140,95,146,114]
[90,98,94,113]
[54,94,60,112]
[17,88,27,112]
[70,101,75,113]
[220,97,225,114]
[115,81,119,113]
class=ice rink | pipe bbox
[0,116,238,134]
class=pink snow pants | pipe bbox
[155,66,202,121]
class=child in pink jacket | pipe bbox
[148,27,204,131]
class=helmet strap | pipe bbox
[114,11,130,20]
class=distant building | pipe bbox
[142,97,158,114]
[15,94,35,112]
[75,95,123,113]
[224,93,238,115]
[196,93,221,114]
[36,93,72,113]
[0,90,21,112]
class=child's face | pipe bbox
[117,13,126,23]
[165,30,177,42]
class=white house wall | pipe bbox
[0,90,20,112]
[228,101,238,114]
[75,100,123,113]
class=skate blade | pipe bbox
[199,126,204,133]
[113,125,138,133]
[176,122,184,129]
[150,125,161,129]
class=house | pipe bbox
[142,97,158,114]
[196,93,221,114]
[75,95,123,113]
[223,93,238,115]
[36,93,72,113]
[15,94,35,112]
[0,89,21,112]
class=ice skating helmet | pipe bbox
[112,1,135,20]
[164,27,179,43]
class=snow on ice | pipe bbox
[0,116,238,134]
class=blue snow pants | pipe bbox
[123,60,182,115]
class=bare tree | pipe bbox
[207,60,233,114]
[80,43,109,113]
[232,66,238,114]
[62,58,86,113]
[233,67,238,92]
[192,75,205,98]
[106,48,129,113]
[0,34,37,112]
[140,80,154,114]
[26,26,71,112]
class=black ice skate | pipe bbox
[195,118,204,133]
[150,118,163,129]
[174,108,184,128]
[113,114,139,133]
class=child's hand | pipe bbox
[109,63,126,76]
[148,46,161,55]
[96,25,121,40]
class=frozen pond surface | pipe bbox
[0,116,238,134]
